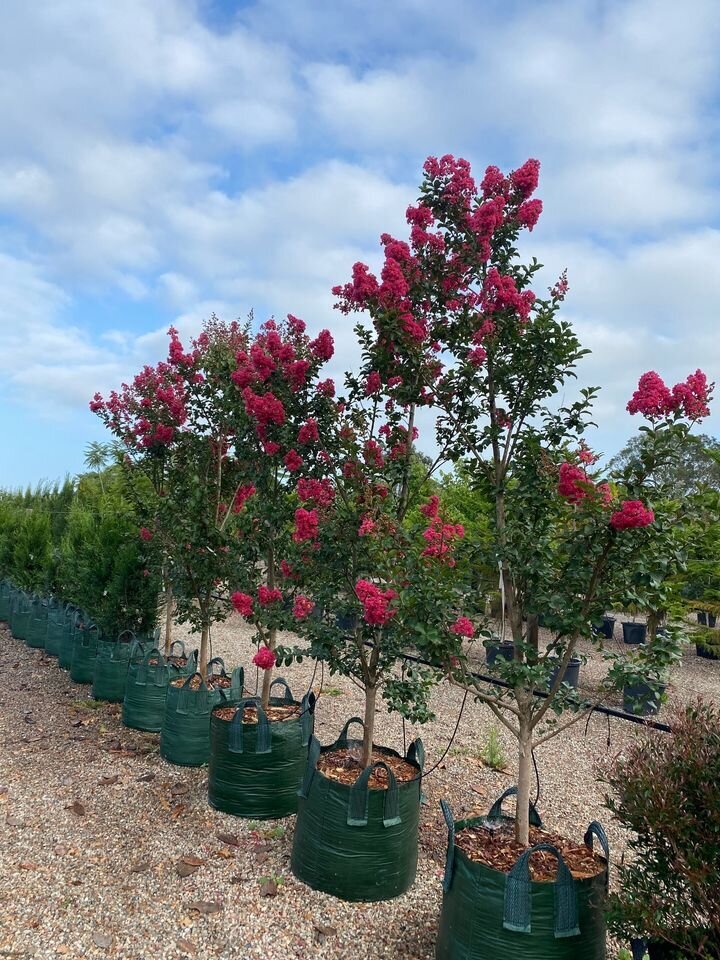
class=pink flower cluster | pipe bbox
[231,591,254,617]
[293,507,319,543]
[292,596,315,620]
[557,462,612,506]
[258,586,283,606]
[297,478,335,507]
[253,646,276,670]
[481,267,535,322]
[139,527,153,542]
[232,484,256,513]
[420,496,464,564]
[627,370,711,421]
[610,500,655,530]
[355,579,398,626]
[450,617,474,638]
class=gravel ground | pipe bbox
[1,614,718,960]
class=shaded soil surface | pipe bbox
[317,748,418,788]
[455,822,607,881]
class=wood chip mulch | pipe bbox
[214,704,300,723]
[317,747,418,789]
[455,822,607,881]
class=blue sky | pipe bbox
[1,0,719,487]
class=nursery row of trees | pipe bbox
[1,154,717,854]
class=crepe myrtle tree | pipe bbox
[91,318,250,675]
[325,152,714,843]
[223,315,339,709]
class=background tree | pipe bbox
[608,432,720,497]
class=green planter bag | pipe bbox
[160,660,244,767]
[0,580,11,621]
[166,640,199,679]
[11,592,31,642]
[25,595,49,649]
[45,600,66,657]
[208,677,314,820]
[93,630,135,702]
[435,788,609,960]
[59,608,82,670]
[123,643,169,731]
[290,717,423,901]
[70,622,100,684]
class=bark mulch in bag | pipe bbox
[435,787,609,960]
[209,677,314,820]
[290,716,423,901]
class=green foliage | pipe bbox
[604,701,720,958]
[481,725,507,770]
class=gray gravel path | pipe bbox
[1,615,717,959]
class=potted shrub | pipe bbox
[335,154,711,952]
[603,701,720,958]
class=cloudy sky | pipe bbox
[1,0,718,487]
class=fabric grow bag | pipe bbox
[208,677,314,820]
[0,580,11,621]
[290,716,424,902]
[11,592,31,642]
[435,787,609,960]
[25,596,49,649]
[165,640,199,680]
[70,622,100,683]
[122,643,169,731]
[160,661,243,767]
[92,630,136,702]
[45,600,67,657]
[59,609,83,670]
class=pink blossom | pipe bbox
[480,165,507,197]
[450,617,475,638]
[358,515,377,537]
[293,507,319,543]
[297,419,319,444]
[671,370,711,420]
[139,527,153,542]
[263,441,281,456]
[297,478,335,506]
[232,484,256,512]
[286,313,306,334]
[317,378,336,397]
[309,329,334,361]
[355,579,398,626]
[610,501,655,530]
[231,592,254,617]
[253,646,277,670]
[365,371,382,396]
[557,463,591,504]
[510,159,541,199]
[626,372,675,420]
[293,595,315,620]
[516,199,543,231]
[284,449,304,472]
[550,270,569,301]
[468,346,487,367]
[258,586,283,606]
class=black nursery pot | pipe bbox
[486,641,515,666]
[696,611,707,626]
[622,622,647,645]
[595,616,615,640]
[623,681,665,717]
[696,642,720,661]
[548,656,581,690]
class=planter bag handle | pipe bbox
[207,656,226,677]
[128,638,146,665]
[269,676,294,705]
[228,697,271,755]
[406,738,425,771]
[299,690,316,746]
[584,820,610,891]
[298,735,322,798]
[169,639,186,659]
[347,761,401,829]
[81,622,99,648]
[177,672,209,717]
[229,666,245,701]
[110,629,135,660]
[504,843,579,938]
[333,716,365,750]
[137,646,167,687]
[440,799,456,892]
[488,786,543,828]
[187,648,199,671]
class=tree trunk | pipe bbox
[515,722,533,846]
[361,685,377,768]
[163,580,173,656]
[198,622,209,680]
[260,625,276,710]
